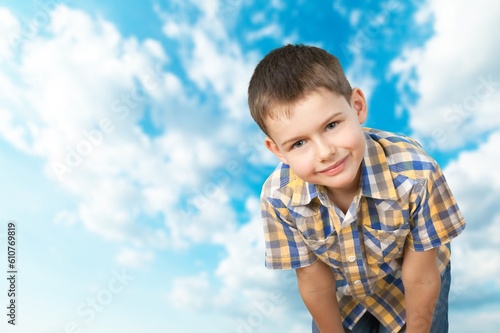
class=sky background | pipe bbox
[0,0,499,332]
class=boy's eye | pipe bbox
[292,140,305,149]
[326,122,338,130]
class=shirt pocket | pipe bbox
[363,224,410,265]
[296,216,342,268]
[293,210,342,268]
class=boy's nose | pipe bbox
[316,140,336,161]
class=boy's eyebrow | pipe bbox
[280,112,343,146]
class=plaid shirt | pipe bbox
[261,128,466,333]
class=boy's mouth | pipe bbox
[317,156,348,175]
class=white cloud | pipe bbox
[165,187,238,248]
[0,8,19,59]
[332,0,347,17]
[169,271,211,311]
[390,0,500,150]
[213,198,280,305]
[270,0,285,10]
[0,5,243,251]
[339,2,405,105]
[251,11,266,24]
[245,23,282,43]
[445,131,500,217]
[345,54,377,104]
[158,1,258,123]
[54,210,78,226]
[388,4,500,319]
[78,178,142,242]
[443,131,500,310]
[116,248,154,268]
[168,197,309,329]
[450,307,500,333]
[349,9,362,26]
[188,31,255,121]
[413,1,433,25]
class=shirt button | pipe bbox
[354,280,361,285]
[348,256,356,262]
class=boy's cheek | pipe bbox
[289,161,312,176]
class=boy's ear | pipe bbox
[264,137,288,164]
[351,88,368,124]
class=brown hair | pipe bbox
[248,44,352,136]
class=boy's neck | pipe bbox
[326,188,358,214]
[325,169,362,214]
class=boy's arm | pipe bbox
[402,246,440,333]
[296,260,344,333]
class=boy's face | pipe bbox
[264,87,367,196]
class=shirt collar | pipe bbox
[273,168,320,207]
[360,131,398,200]
[290,176,319,206]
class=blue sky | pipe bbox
[0,0,499,332]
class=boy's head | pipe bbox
[248,44,353,136]
[248,44,368,196]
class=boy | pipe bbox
[247,44,465,333]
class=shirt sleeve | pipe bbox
[407,161,466,251]
[261,197,318,270]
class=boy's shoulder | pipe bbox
[261,162,320,210]
[261,162,299,201]
[365,127,426,154]
[364,127,438,178]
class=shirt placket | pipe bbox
[336,203,373,298]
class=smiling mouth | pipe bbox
[318,156,348,174]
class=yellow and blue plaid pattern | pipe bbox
[260,128,466,333]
